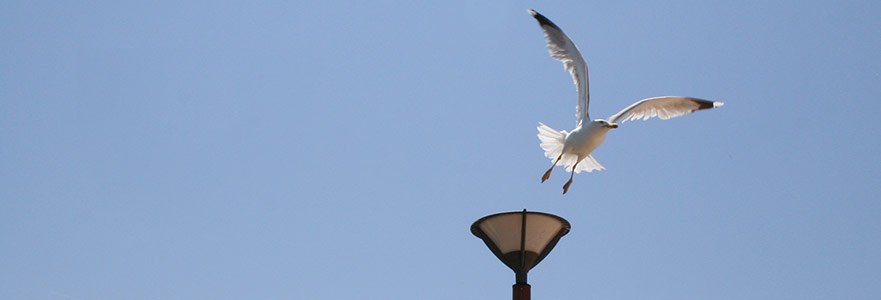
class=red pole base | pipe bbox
[513,283,531,300]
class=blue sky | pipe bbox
[2,1,880,299]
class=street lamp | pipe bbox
[471,209,571,300]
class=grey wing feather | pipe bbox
[528,9,590,125]
[607,96,724,124]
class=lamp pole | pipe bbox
[471,209,570,300]
[514,209,529,300]
[513,281,531,300]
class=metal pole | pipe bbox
[518,209,527,283]
[513,283,531,300]
[514,209,530,300]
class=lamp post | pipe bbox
[471,209,571,300]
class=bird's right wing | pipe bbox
[528,9,590,126]
[607,96,724,124]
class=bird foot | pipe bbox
[562,180,572,194]
[541,168,553,182]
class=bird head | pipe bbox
[595,119,618,129]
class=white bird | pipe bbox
[528,9,724,194]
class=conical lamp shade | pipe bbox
[471,210,570,277]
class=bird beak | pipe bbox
[609,124,618,129]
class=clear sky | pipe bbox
[2,1,880,299]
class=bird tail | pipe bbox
[537,122,565,160]
[537,122,606,174]
[569,154,605,173]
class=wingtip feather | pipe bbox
[713,101,725,108]
[527,9,559,29]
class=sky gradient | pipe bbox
[2,1,880,299]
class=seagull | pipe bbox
[528,9,724,194]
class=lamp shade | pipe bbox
[471,210,570,281]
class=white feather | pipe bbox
[528,9,590,126]
[607,96,725,124]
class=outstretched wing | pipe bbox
[528,9,590,126]
[607,96,724,124]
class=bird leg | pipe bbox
[562,161,578,194]
[542,154,563,183]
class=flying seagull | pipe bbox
[528,9,724,194]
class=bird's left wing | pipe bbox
[528,9,590,125]
[607,96,724,124]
